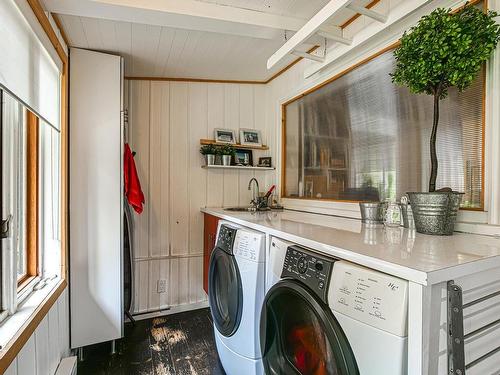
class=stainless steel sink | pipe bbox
[224,206,272,212]
[224,206,256,212]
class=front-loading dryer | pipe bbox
[266,237,293,292]
[262,237,408,375]
[208,221,266,375]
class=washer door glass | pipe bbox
[261,280,359,375]
[208,247,243,337]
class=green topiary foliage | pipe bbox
[218,144,236,156]
[199,144,217,155]
[391,4,500,192]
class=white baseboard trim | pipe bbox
[130,301,209,321]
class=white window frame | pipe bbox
[0,88,61,325]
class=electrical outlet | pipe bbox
[157,279,167,293]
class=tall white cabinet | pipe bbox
[69,48,123,348]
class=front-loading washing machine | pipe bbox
[261,237,409,375]
[208,221,266,375]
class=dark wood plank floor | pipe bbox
[78,308,226,375]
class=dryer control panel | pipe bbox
[216,224,238,254]
[233,230,265,262]
[329,261,408,337]
[281,245,334,304]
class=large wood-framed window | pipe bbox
[1,89,52,318]
[0,0,67,370]
[282,48,485,210]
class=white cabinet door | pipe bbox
[69,48,123,348]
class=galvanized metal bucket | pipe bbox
[406,192,463,235]
[222,155,232,166]
[359,202,385,225]
[205,154,215,166]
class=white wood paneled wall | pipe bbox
[127,80,277,314]
[5,289,70,375]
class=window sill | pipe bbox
[0,278,66,372]
[17,276,39,297]
[282,198,495,236]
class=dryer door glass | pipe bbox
[208,247,243,337]
[261,281,359,375]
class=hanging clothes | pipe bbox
[124,143,145,214]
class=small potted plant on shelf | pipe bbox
[218,144,236,166]
[391,4,500,235]
[200,144,217,166]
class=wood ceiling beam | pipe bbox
[291,50,325,63]
[267,0,353,69]
[317,30,352,45]
[347,1,387,23]
[42,0,307,40]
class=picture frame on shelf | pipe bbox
[240,128,262,147]
[214,128,237,144]
[234,149,253,166]
[258,157,272,168]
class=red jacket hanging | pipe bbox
[124,143,145,214]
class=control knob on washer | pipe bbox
[297,256,308,274]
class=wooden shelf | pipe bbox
[202,165,275,171]
[200,139,269,151]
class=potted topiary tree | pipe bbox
[391,4,500,235]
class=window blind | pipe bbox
[284,50,484,209]
[0,0,61,129]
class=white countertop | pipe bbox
[201,207,500,285]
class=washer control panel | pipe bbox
[329,261,408,337]
[281,245,334,303]
[216,224,238,254]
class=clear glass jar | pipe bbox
[384,200,402,227]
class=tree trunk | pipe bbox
[429,92,440,192]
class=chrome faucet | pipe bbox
[248,178,260,209]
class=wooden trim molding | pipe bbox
[25,0,68,65]
[26,111,40,280]
[60,61,68,281]
[17,111,40,289]
[51,13,70,47]
[280,104,287,198]
[124,76,267,85]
